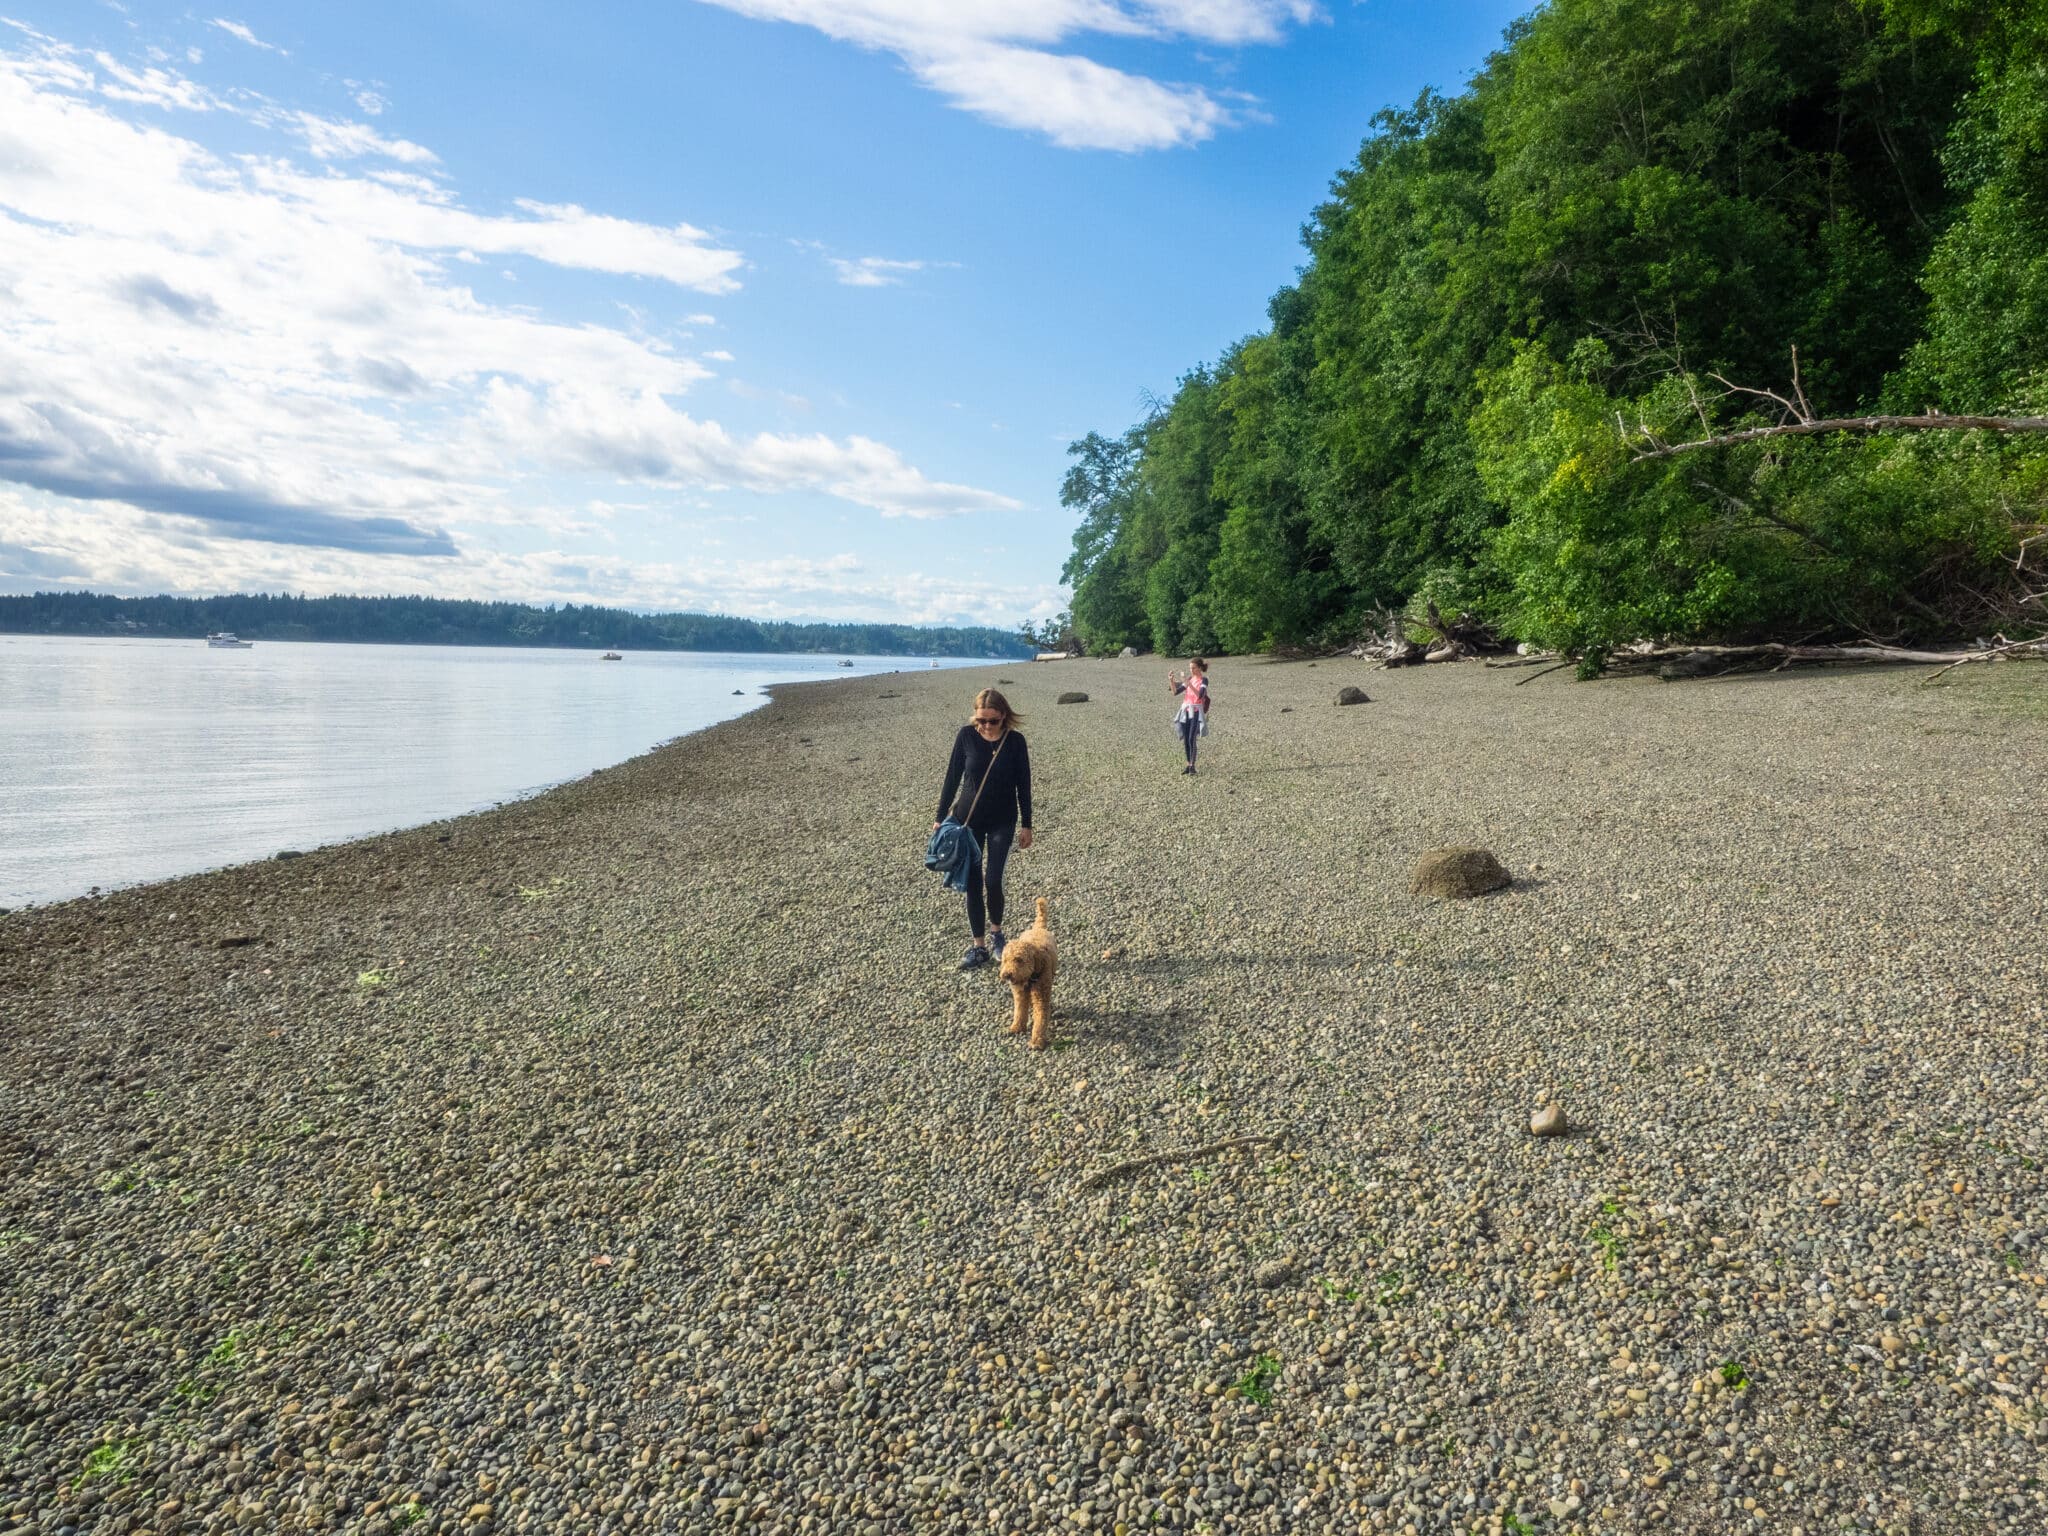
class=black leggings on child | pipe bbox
[966,827,1012,939]
[1177,712,1201,768]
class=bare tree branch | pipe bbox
[1631,411,2048,461]
[1621,347,2048,459]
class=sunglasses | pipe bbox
[973,715,1005,726]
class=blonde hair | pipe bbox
[973,687,1023,726]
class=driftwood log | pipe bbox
[1600,639,2048,680]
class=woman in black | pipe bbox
[932,687,1033,970]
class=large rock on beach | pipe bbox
[1409,846,1510,898]
[1118,646,1137,658]
[1336,686,1370,705]
[1057,691,1089,704]
[1530,1103,1569,1137]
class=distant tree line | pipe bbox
[0,591,1031,658]
[1062,0,2047,668]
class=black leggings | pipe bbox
[1177,712,1201,768]
[966,827,1012,939]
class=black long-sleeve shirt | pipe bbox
[936,726,1033,833]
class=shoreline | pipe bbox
[2,658,2044,1535]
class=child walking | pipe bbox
[1168,658,1210,775]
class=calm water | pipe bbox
[0,637,987,908]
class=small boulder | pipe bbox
[732,688,744,695]
[1336,685,1371,705]
[1057,691,1089,704]
[1530,1104,1569,1138]
[1118,646,1137,659]
[1253,1258,1297,1290]
[1409,847,1510,898]
[274,849,304,861]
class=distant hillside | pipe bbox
[0,591,1031,658]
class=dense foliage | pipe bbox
[1062,0,2047,661]
[0,591,1029,658]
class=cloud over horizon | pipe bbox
[0,488,1052,627]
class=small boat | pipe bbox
[601,650,623,661]
[838,658,854,667]
[206,632,253,649]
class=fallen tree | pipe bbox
[1516,636,2048,683]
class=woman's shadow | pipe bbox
[1054,1001,1189,1069]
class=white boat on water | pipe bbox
[206,632,253,649]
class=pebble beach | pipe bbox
[2,655,2044,1536]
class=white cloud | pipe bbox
[285,110,437,164]
[828,254,926,287]
[691,0,1322,150]
[91,50,222,111]
[704,348,735,361]
[0,490,1051,623]
[0,28,1020,584]
[481,381,1016,519]
[727,380,814,412]
[207,18,283,55]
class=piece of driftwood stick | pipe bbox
[1077,1133,1286,1192]
[1514,660,1577,686]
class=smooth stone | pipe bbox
[1531,1104,1569,1137]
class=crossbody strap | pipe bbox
[961,729,1009,825]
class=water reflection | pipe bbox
[0,637,984,907]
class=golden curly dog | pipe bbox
[998,896,1057,1049]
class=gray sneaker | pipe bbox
[987,928,1007,961]
[958,944,991,971]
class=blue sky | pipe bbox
[0,0,1525,627]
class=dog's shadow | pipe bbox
[1054,1003,1190,1069]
